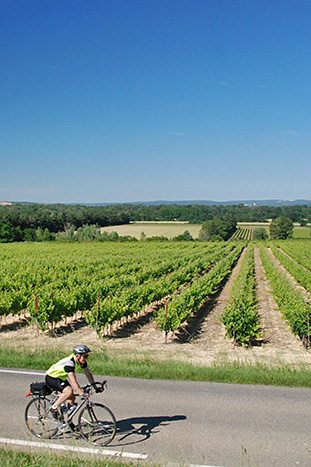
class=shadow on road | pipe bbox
[39,414,187,447]
[113,414,187,446]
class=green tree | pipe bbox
[200,215,237,241]
[75,224,101,241]
[23,228,37,242]
[56,224,76,241]
[173,230,194,241]
[253,227,269,240]
[35,227,55,242]
[183,230,194,241]
[100,231,120,241]
[270,216,294,239]
[0,222,15,242]
[200,219,224,241]
[14,226,24,242]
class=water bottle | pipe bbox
[60,403,67,415]
[66,403,77,416]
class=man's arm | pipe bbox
[84,367,95,385]
[67,372,84,396]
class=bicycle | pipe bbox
[25,380,116,446]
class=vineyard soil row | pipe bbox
[1,244,311,368]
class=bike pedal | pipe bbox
[58,422,69,433]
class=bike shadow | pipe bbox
[113,414,187,446]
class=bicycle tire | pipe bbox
[25,397,58,439]
[78,402,116,446]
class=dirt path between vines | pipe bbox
[1,245,311,368]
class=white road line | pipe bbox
[0,437,148,460]
[0,369,44,376]
[190,465,225,467]
[168,463,225,467]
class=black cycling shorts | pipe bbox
[45,374,70,393]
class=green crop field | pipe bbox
[235,223,310,240]
[293,227,311,239]
[0,241,238,334]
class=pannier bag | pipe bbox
[30,381,52,396]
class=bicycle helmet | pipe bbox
[73,344,91,355]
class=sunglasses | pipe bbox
[81,354,89,358]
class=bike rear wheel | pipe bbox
[78,402,116,446]
[25,397,58,439]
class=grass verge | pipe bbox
[1,344,311,388]
[0,448,138,467]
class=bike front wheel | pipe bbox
[25,397,58,439]
[78,402,116,446]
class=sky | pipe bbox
[1,0,311,204]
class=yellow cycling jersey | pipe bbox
[46,353,80,381]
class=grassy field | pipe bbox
[293,226,311,238]
[101,221,310,240]
[101,222,202,239]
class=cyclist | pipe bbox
[45,344,98,420]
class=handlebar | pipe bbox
[81,380,107,397]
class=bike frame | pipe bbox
[25,380,116,445]
[25,381,105,422]
[64,396,88,423]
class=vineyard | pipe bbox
[220,244,260,345]
[230,227,253,241]
[0,242,245,335]
[1,239,311,356]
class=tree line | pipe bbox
[98,202,311,223]
[0,203,130,242]
[0,202,309,243]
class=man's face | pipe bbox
[77,353,89,364]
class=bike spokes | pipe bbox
[78,403,116,446]
[25,397,58,439]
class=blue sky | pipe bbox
[1,0,311,204]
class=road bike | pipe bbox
[25,380,116,446]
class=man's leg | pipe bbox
[46,376,75,415]
[52,385,74,408]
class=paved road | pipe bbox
[1,368,311,466]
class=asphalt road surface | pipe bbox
[1,367,311,466]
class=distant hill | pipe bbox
[87,199,311,207]
[4,199,311,207]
